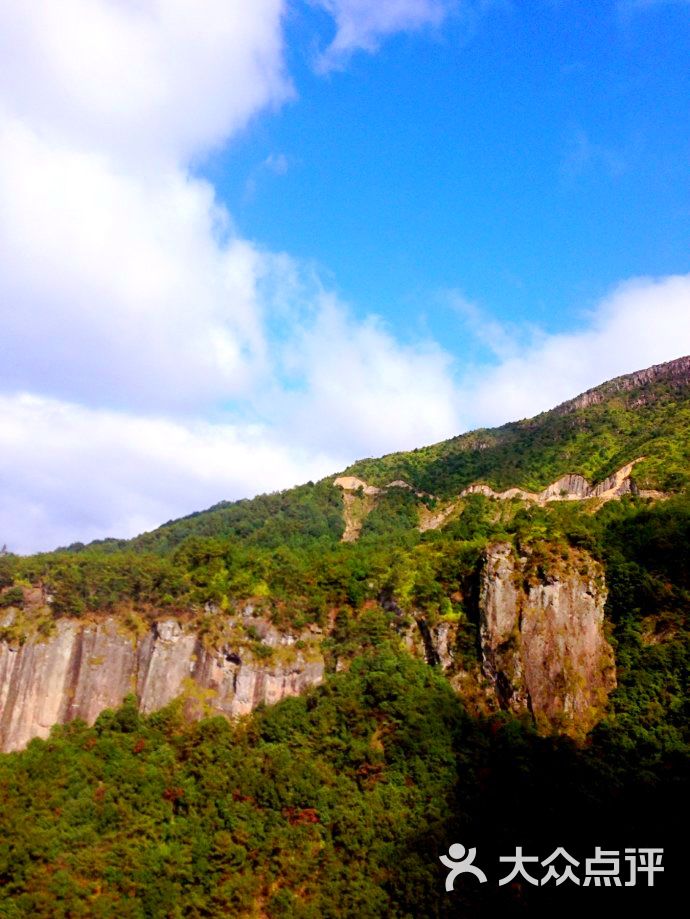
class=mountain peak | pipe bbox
[554,354,690,415]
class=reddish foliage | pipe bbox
[282,806,320,826]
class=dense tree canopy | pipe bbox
[1,371,688,915]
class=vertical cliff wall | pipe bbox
[0,616,324,752]
[479,542,616,737]
[0,541,619,751]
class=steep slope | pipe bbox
[345,354,690,497]
[0,539,616,749]
[75,354,690,556]
[1,356,689,750]
[0,358,688,915]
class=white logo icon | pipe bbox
[440,844,488,890]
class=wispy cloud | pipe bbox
[446,292,524,362]
[0,0,472,551]
[458,273,690,428]
[244,152,290,202]
[264,152,290,175]
[312,0,455,72]
[560,127,628,182]
[0,393,339,554]
[3,271,690,553]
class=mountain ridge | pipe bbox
[340,352,690,503]
[106,353,690,555]
[552,353,690,415]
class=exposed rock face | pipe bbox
[0,541,619,750]
[333,476,381,496]
[334,476,382,542]
[461,460,641,506]
[0,617,324,752]
[418,501,460,532]
[336,459,651,544]
[553,353,690,415]
[479,543,616,737]
[334,476,434,541]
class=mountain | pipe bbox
[0,357,688,915]
[345,353,690,491]
[77,352,690,555]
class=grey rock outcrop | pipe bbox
[0,617,324,752]
[461,460,640,506]
[0,540,620,751]
[554,353,690,415]
[479,543,616,737]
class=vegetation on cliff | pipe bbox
[0,359,688,914]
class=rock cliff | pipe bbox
[553,353,690,414]
[0,541,618,750]
[394,541,617,738]
[0,614,324,752]
[478,542,616,737]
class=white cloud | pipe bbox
[458,274,690,428]
[0,0,465,420]
[3,271,690,553]
[0,0,470,553]
[1,1,688,554]
[0,278,464,553]
[0,0,291,165]
[0,394,341,555]
[0,278,465,553]
[272,294,461,457]
[313,0,454,71]
[0,118,271,411]
[0,1,293,414]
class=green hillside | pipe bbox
[0,643,684,917]
[344,354,690,496]
[73,354,690,557]
[0,357,688,915]
[4,356,690,639]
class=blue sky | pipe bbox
[0,0,689,552]
[212,0,690,352]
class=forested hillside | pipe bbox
[53,355,690,557]
[0,642,683,917]
[0,358,688,915]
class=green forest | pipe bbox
[0,369,688,916]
